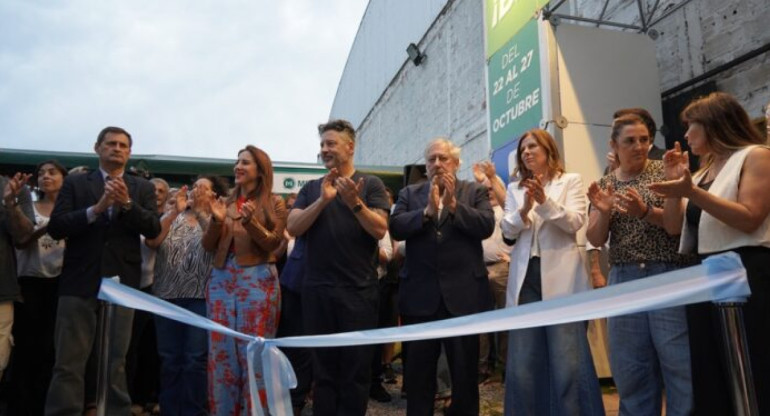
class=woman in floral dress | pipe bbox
[202,146,287,414]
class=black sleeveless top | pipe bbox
[685,179,713,246]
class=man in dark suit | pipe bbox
[46,126,161,415]
[390,138,494,415]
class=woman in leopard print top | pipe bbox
[587,114,696,416]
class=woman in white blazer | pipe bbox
[501,129,603,416]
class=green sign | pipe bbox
[485,0,549,58]
[488,18,542,150]
[273,171,325,193]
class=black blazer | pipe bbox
[390,179,494,317]
[48,170,161,297]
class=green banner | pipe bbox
[485,0,549,58]
[488,19,542,150]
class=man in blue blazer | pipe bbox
[390,138,494,415]
[46,127,161,415]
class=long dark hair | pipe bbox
[230,145,276,229]
[681,92,764,169]
[199,175,230,198]
[34,159,68,199]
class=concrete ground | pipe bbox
[302,361,621,415]
[362,375,620,415]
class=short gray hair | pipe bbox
[150,177,169,192]
[424,137,461,163]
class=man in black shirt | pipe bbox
[287,119,390,415]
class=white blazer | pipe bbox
[501,172,590,306]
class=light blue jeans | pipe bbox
[505,257,605,416]
[608,262,693,416]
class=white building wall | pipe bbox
[339,0,770,176]
[330,0,449,129]
[353,0,487,179]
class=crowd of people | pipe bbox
[0,91,768,416]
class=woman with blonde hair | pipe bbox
[502,129,603,415]
[651,91,770,415]
[202,146,287,414]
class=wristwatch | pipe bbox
[121,198,133,211]
[352,201,363,213]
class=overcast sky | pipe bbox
[0,1,368,163]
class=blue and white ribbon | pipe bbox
[98,252,750,416]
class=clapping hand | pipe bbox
[240,200,258,222]
[587,182,614,214]
[321,169,339,202]
[519,180,536,221]
[472,163,486,183]
[522,175,546,204]
[649,168,694,199]
[3,172,31,206]
[615,188,647,218]
[439,173,456,210]
[174,185,189,213]
[663,142,689,180]
[105,177,130,206]
[209,196,227,223]
[94,179,117,215]
[425,177,440,219]
[472,161,496,183]
[335,175,364,209]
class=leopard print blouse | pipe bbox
[598,160,696,266]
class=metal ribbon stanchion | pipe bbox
[95,277,119,416]
[716,302,758,415]
[705,253,759,415]
[95,302,115,416]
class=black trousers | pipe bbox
[302,284,378,416]
[276,285,313,409]
[125,286,159,405]
[9,276,58,416]
[689,246,770,416]
[401,299,480,416]
[371,277,399,382]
